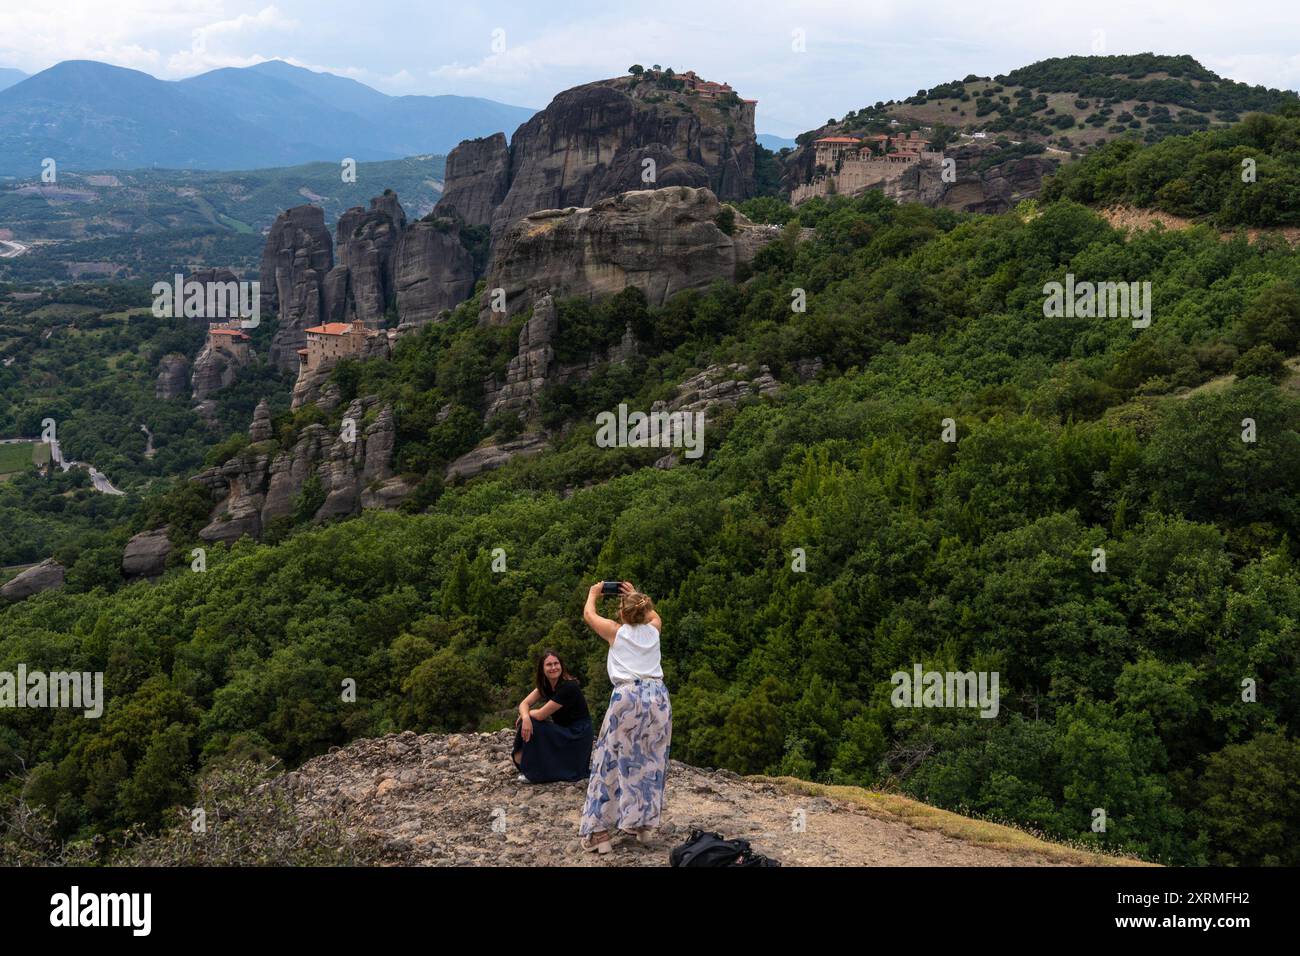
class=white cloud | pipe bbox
[0,0,1296,134]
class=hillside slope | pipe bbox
[282,730,1142,866]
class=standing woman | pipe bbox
[577,581,671,854]
[512,650,594,783]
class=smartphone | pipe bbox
[601,580,622,596]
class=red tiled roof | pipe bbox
[305,323,357,336]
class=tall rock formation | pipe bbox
[481,186,778,321]
[263,196,477,370]
[191,397,410,544]
[155,353,189,400]
[434,133,510,228]
[392,218,477,327]
[436,73,757,253]
[324,192,408,328]
[263,205,334,371]
[191,335,254,400]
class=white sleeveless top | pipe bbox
[607,622,663,683]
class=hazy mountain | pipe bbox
[757,133,797,151]
[0,68,26,92]
[0,59,535,176]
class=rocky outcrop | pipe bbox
[483,294,558,422]
[1,558,65,601]
[278,729,1086,867]
[249,398,274,442]
[481,186,777,321]
[263,205,334,371]
[192,397,410,544]
[481,293,640,426]
[262,197,477,362]
[648,362,781,469]
[593,143,710,196]
[324,192,408,328]
[155,353,189,400]
[121,528,172,579]
[191,337,254,401]
[392,218,477,327]
[445,432,549,482]
[881,145,1057,214]
[433,133,510,228]
[437,74,756,251]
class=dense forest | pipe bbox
[0,282,292,568]
[4,110,1300,867]
[1044,109,1300,226]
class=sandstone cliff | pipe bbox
[191,337,254,401]
[323,192,407,328]
[154,353,189,400]
[881,145,1058,213]
[392,218,476,327]
[434,133,510,228]
[263,206,335,372]
[481,186,777,321]
[263,196,476,371]
[190,396,411,544]
[436,74,757,251]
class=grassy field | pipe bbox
[0,440,36,475]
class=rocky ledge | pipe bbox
[277,729,1081,867]
[481,186,778,322]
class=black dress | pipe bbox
[513,679,594,783]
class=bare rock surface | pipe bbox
[435,74,756,255]
[1,558,65,601]
[121,528,172,579]
[280,729,1082,867]
[481,186,777,321]
[433,133,510,228]
[154,353,189,400]
[445,432,549,482]
[263,205,334,371]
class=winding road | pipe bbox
[0,436,124,495]
[0,239,29,258]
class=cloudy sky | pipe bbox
[1,0,1297,136]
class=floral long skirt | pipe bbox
[578,678,672,836]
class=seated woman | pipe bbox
[512,650,594,784]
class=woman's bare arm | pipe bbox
[518,687,541,718]
[584,582,619,644]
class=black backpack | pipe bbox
[669,829,782,867]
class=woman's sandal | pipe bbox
[580,832,612,854]
[635,827,654,845]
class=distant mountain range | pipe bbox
[757,133,797,152]
[0,60,536,176]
